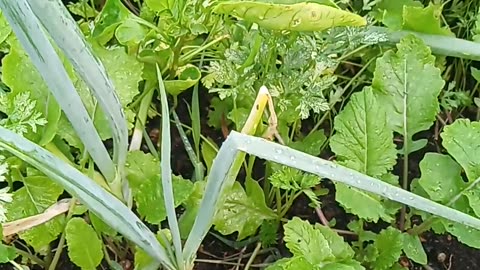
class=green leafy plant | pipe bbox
[4,0,480,269]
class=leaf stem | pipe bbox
[244,242,262,270]
[172,110,204,182]
[12,247,46,267]
[399,151,409,231]
[48,198,77,270]
[129,82,155,151]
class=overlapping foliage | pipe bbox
[2,0,480,269]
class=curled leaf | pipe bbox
[213,1,366,32]
[164,64,201,96]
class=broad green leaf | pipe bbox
[0,226,16,263]
[0,11,11,44]
[443,221,480,248]
[334,183,394,222]
[115,18,148,47]
[415,155,480,249]
[441,120,480,217]
[331,87,396,177]
[365,227,403,270]
[65,218,103,270]
[164,64,202,96]
[402,234,427,265]
[92,0,132,45]
[373,0,452,36]
[372,35,444,154]
[57,42,141,147]
[213,2,366,32]
[6,176,64,252]
[402,3,453,36]
[126,151,194,224]
[313,223,355,261]
[417,153,465,204]
[213,181,276,240]
[330,87,397,222]
[441,119,480,181]
[372,0,423,30]
[283,217,334,265]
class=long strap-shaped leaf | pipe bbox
[184,131,480,260]
[0,0,116,182]
[0,126,176,270]
[369,26,480,61]
[27,0,128,178]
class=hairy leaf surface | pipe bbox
[331,87,396,176]
[267,217,360,269]
[365,227,403,270]
[126,151,194,224]
[372,35,444,154]
[330,87,397,222]
[213,181,276,240]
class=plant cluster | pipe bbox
[1,0,480,270]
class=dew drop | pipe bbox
[275,148,283,154]
[328,163,338,169]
